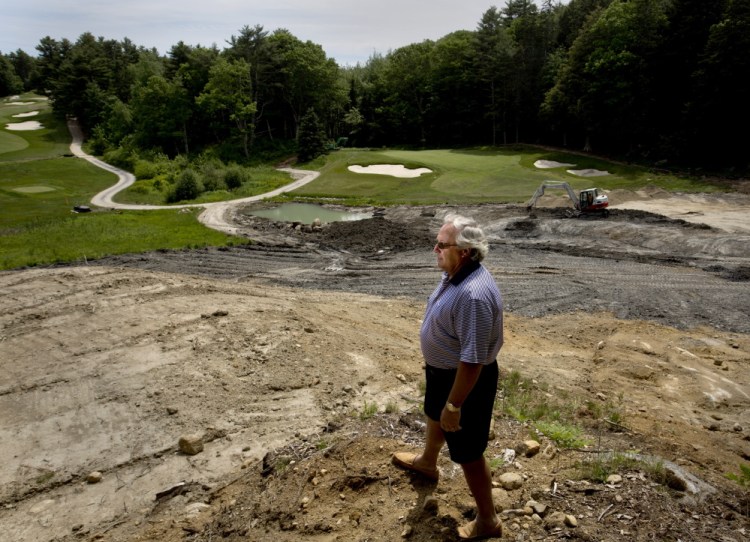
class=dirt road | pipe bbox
[1,191,749,541]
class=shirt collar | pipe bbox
[447,259,481,286]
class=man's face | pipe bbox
[434,223,465,277]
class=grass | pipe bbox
[359,401,378,420]
[0,208,245,269]
[726,463,750,488]
[497,369,630,450]
[115,166,291,205]
[288,146,727,206]
[1,93,731,270]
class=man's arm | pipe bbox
[441,361,483,432]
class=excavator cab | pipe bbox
[579,188,609,216]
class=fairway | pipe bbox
[293,147,723,204]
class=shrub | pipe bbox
[134,160,163,180]
[224,165,248,190]
[198,160,226,191]
[169,169,203,202]
[103,146,137,171]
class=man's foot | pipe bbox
[457,518,503,540]
[391,452,439,482]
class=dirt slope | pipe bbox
[0,192,748,542]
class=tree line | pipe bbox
[1,0,748,175]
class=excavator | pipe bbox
[526,181,609,217]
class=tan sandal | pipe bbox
[457,518,503,540]
[391,452,439,482]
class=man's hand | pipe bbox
[440,406,462,432]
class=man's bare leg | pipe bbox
[459,456,501,537]
[414,418,445,470]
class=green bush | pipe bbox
[134,160,162,180]
[224,165,248,190]
[169,169,203,202]
[102,146,137,171]
[199,161,227,191]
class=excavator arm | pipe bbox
[526,181,579,210]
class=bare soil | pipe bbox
[1,189,749,542]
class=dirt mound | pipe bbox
[317,216,434,254]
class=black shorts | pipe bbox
[424,360,498,464]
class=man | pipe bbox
[392,213,504,540]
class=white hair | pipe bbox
[443,213,489,262]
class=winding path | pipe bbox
[69,121,320,235]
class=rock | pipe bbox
[166,406,178,415]
[733,423,743,432]
[526,500,547,516]
[491,487,511,511]
[401,524,413,537]
[179,434,204,455]
[606,474,623,485]
[516,440,541,457]
[540,443,557,460]
[544,511,567,530]
[498,472,523,490]
[86,471,103,484]
[184,502,210,517]
[565,514,578,527]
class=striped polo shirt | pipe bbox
[420,260,503,370]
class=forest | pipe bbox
[1,0,748,176]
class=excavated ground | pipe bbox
[1,191,749,542]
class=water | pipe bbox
[245,203,372,225]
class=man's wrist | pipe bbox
[445,401,461,413]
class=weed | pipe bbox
[487,455,505,470]
[275,456,292,474]
[359,401,378,420]
[384,401,398,414]
[534,420,590,449]
[726,463,750,488]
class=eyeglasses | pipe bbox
[435,242,458,250]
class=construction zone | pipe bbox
[1,190,749,542]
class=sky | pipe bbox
[1,1,552,66]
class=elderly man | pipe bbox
[393,213,504,540]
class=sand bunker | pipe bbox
[567,168,610,177]
[534,159,575,169]
[348,164,432,178]
[13,111,39,118]
[535,160,610,177]
[5,121,43,131]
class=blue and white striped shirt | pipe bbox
[420,261,503,370]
